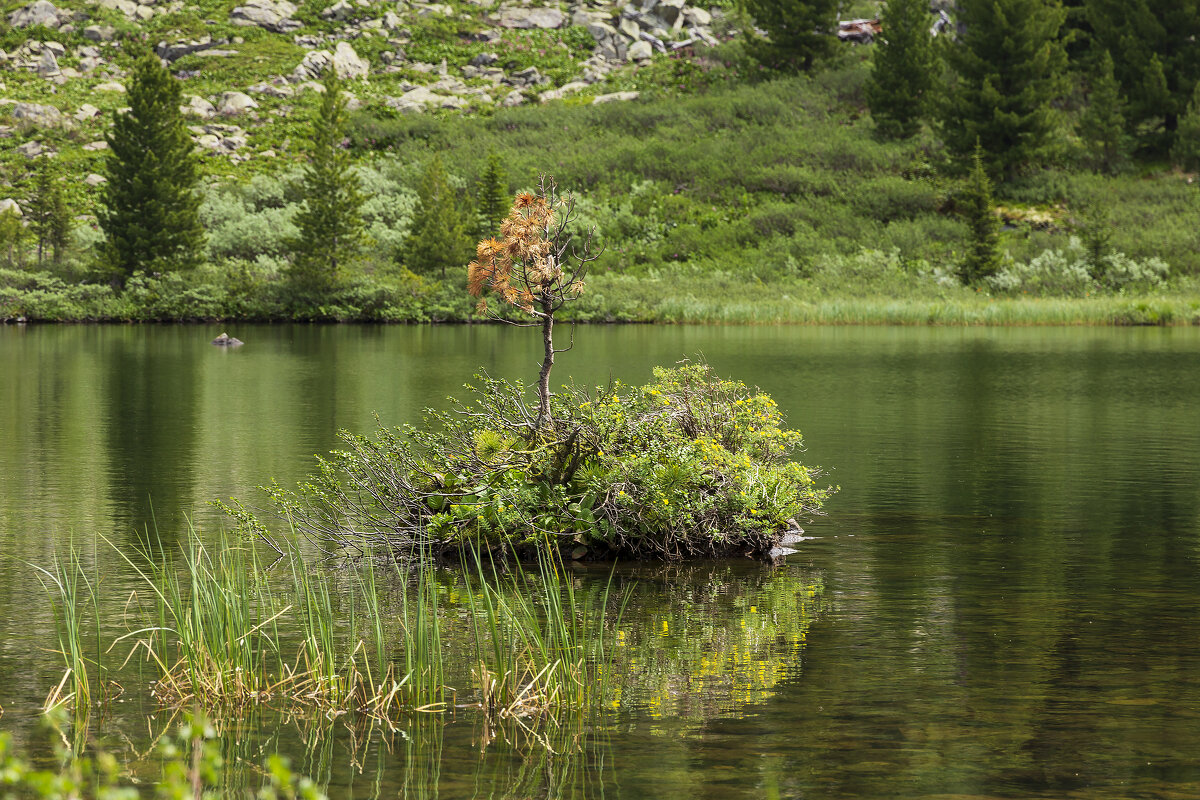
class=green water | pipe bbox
[2,323,1200,799]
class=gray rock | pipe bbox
[37,49,60,76]
[95,0,138,18]
[8,0,64,29]
[507,65,546,86]
[331,41,369,79]
[540,80,587,102]
[16,140,45,158]
[247,81,294,98]
[83,24,116,41]
[497,5,564,28]
[157,37,221,62]
[73,103,101,120]
[84,173,106,186]
[211,333,244,346]
[82,140,108,150]
[93,81,126,93]
[682,6,710,26]
[593,90,639,104]
[384,85,466,112]
[11,102,65,127]
[217,91,258,115]
[319,0,352,20]
[181,94,217,118]
[654,0,685,25]
[500,88,524,107]
[0,199,21,217]
[229,0,300,32]
[627,39,652,61]
[469,51,498,67]
[292,50,330,81]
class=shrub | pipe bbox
[986,237,1170,296]
[249,364,831,561]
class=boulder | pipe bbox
[8,0,64,29]
[540,80,587,102]
[229,0,300,32]
[497,5,564,28]
[593,90,639,104]
[217,91,258,115]
[331,41,369,79]
[84,173,107,186]
[384,85,466,112]
[0,199,21,217]
[11,102,65,127]
[181,94,217,118]
[211,333,244,346]
[292,50,331,81]
[247,81,294,98]
[73,102,101,120]
[93,81,126,92]
[82,24,116,41]
[16,141,45,158]
[500,88,524,107]
[627,39,652,61]
[37,49,60,76]
[319,0,352,20]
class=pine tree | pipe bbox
[958,142,1002,285]
[26,157,71,265]
[940,0,1068,178]
[1086,0,1200,154]
[289,68,364,295]
[0,207,25,269]
[1171,84,1200,172]
[1078,50,1129,174]
[740,0,840,72]
[405,154,472,278]
[865,0,939,139]
[99,46,204,286]
[474,152,509,241]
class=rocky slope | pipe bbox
[0,0,738,197]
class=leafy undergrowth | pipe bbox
[246,363,831,561]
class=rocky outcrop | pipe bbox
[217,91,258,116]
[496,5,564,29]
[229,0,301,33]
[7,0,69,29]
[291,42,369,81]
[10,101,68,128]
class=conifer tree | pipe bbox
[741,0,839,72]
[866,0,939,139]
[405,154,472,278]
[26,157,71,265]
[98,46,204,286]
[0,207,25,269]
[1170,84,1200,172]
[289,68,364,295]
[475,152,509,240]
[958,143,1002,285]
[940,0,1067,178]
[1086,0,1200,154]
[1078,50,1128,174]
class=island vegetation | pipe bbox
[0,0,1195,325]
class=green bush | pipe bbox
[251,364,832,561]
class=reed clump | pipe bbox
[36,529,631,726]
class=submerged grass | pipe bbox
[35,527,630,728]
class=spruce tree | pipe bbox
[958,143,1002,285]
[405,154,472,278]
[940,0,1068,178]
[865,0,939,139]
[26,157,71,265]
[1086,0,1200,154]
[1078,50,1128,174]
[99,46,204,286]
[289,68,364,295]
[740,0,839,72]
[1170,84,1200,172]
[474,152,509,240]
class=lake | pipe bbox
[2,323,1200,799]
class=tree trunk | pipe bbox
[536,298,554,431]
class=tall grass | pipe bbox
[34,528,630,729]
[31,544,102,714]
[464,547,628,719]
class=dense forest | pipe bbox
[0,0,1198,323]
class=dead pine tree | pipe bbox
[467,175,601,432]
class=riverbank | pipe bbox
[4,267,1198,325]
